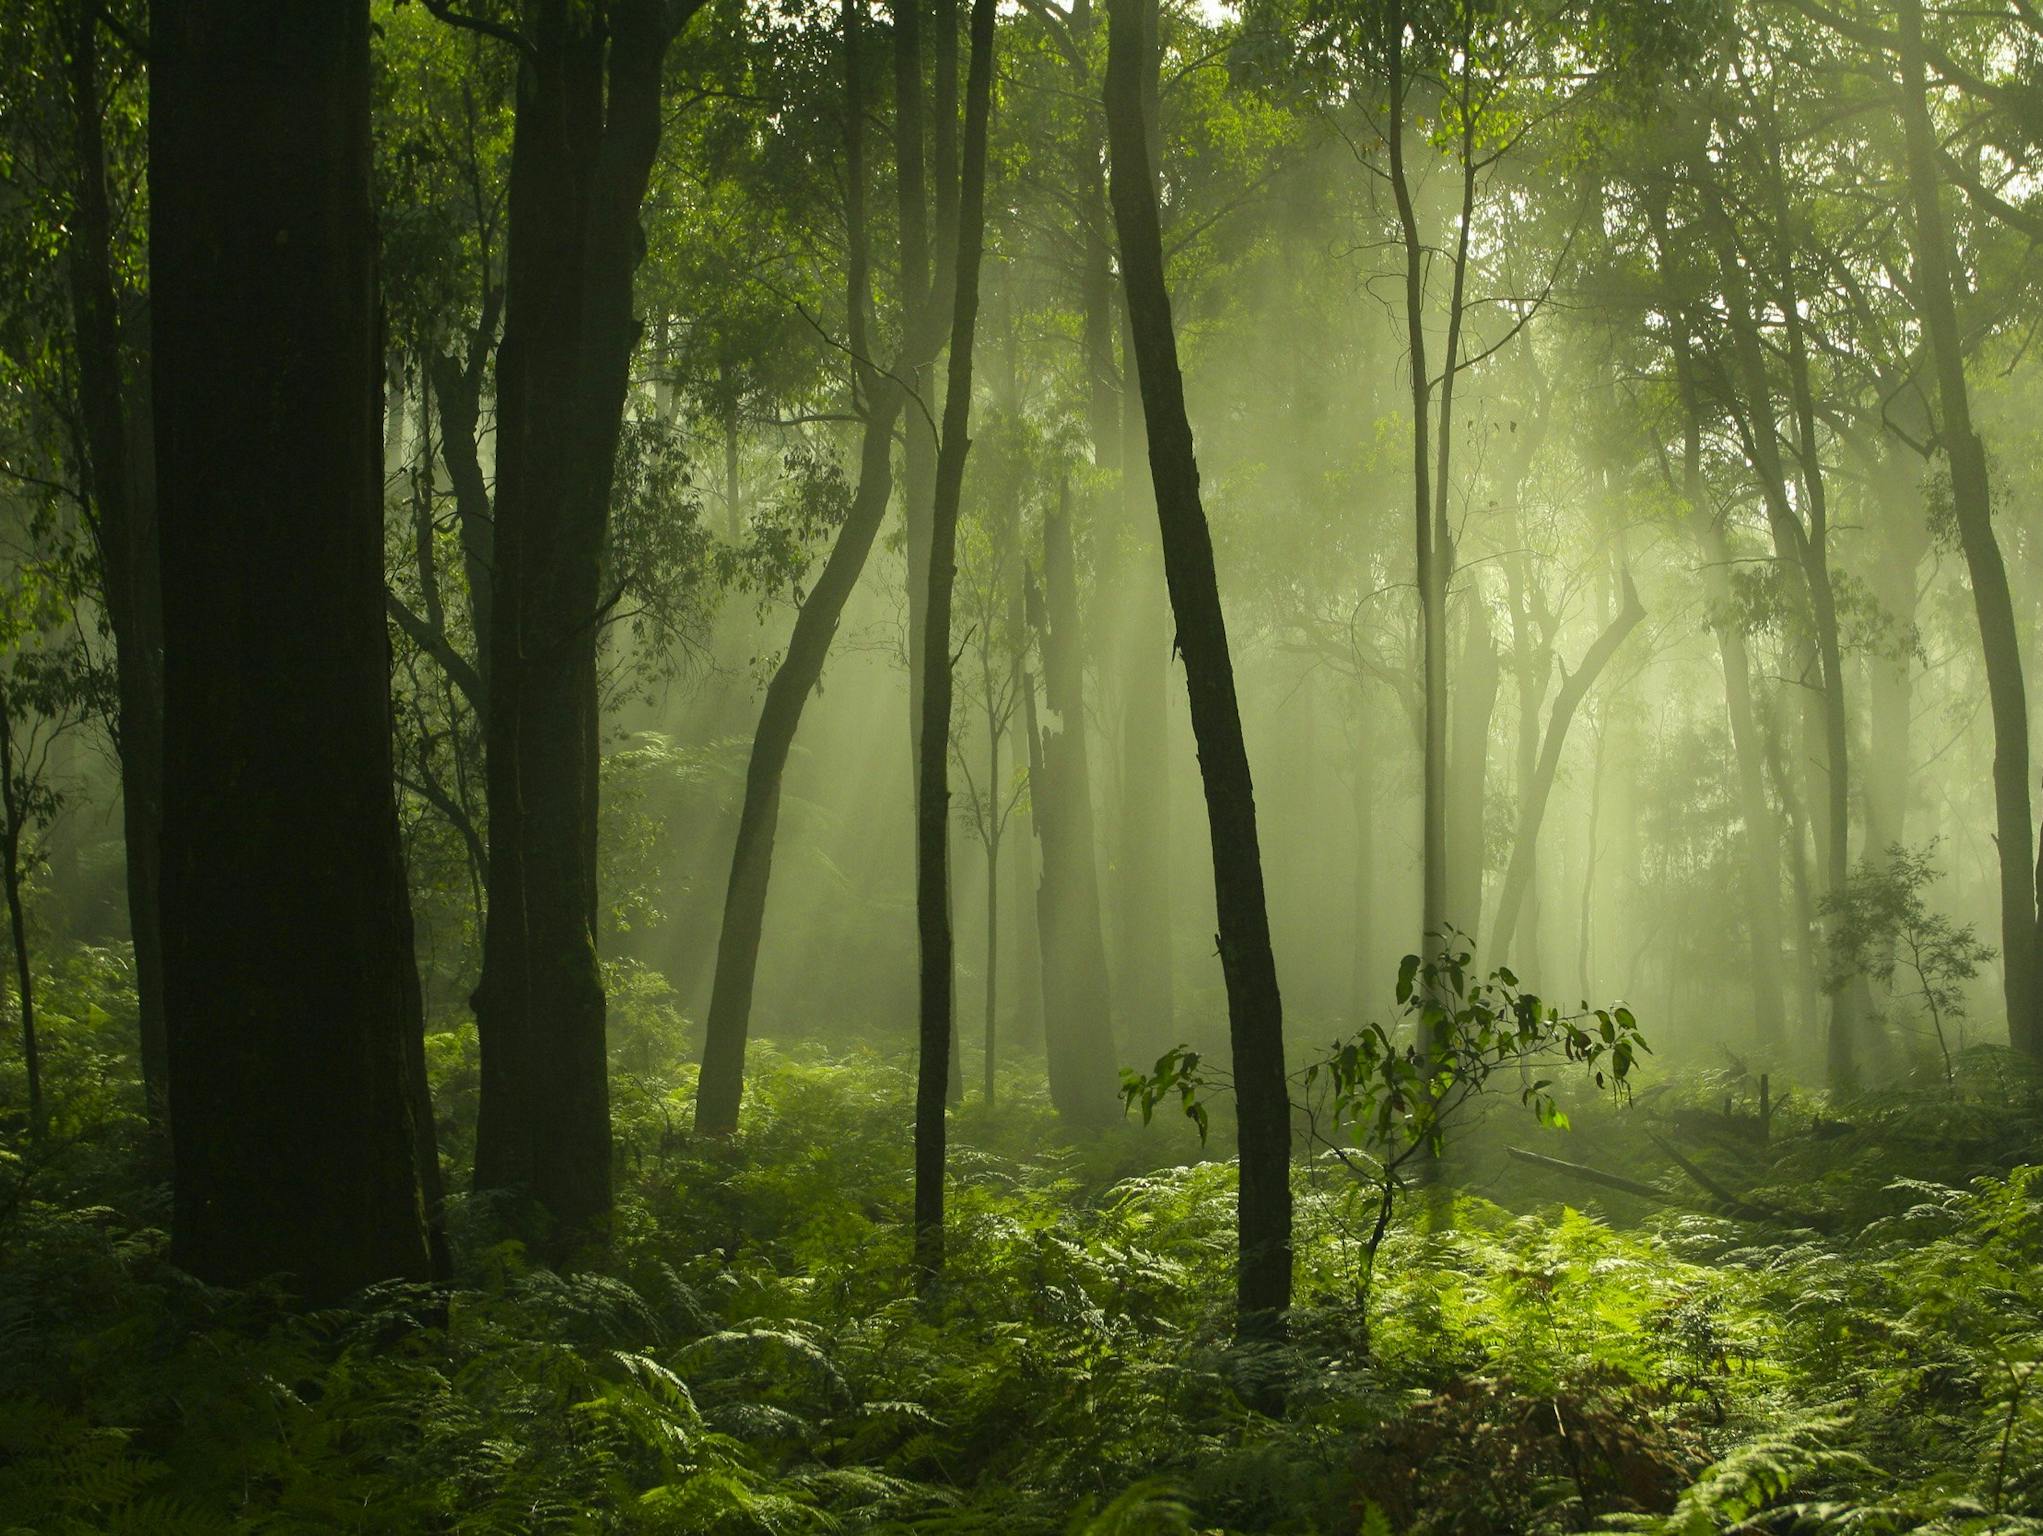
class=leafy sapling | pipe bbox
[1124,940,1648,1324]
[1821,842,1994,1083]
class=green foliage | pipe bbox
[1126,941,1648,1313]
[1822,843,1996,1081]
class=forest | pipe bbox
[3,0,2043,1528]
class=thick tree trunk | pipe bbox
[151,0,430,1298]
[913,0,996,1281]
[1027,494,1120,1126]
[469,0,682,1247]
[1897,0,2039,1055]
[64,1,168,1135]
[1106,0,1291,1335]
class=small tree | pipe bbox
[1124,938,1647,1331]
[1822,842,1995,1083]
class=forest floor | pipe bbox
[4,954,2043,1533]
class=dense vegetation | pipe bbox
[4,0,2043,1527]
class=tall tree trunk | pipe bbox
[64,0,168,1135]
[694,0,950,1135]
[1897,0,2039,1055]
[469,0,686,1246]
[1106,0,1291,1335]
[1110,0,1175,1067]
[913,0,996,1282]
[151,0,430,1299]
[1490,573,1644,959]
[1027,494,1120,1125]
[1705,186,1858,1083]
[1650,194,1790,1045]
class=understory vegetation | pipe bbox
[5,956,2042,1534]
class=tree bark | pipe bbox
[467,0,690,1246]
[151,0,430,1298]
[1106,0,1291,1336]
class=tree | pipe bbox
[1823,843,1994,1082]
[61,0,165,1133]
[1105,0,1291,1338]
[1024,488,1119,1126]
[445,0,706,1246]
[1892,0,2038,1058]
[151,0,432,1297]
[694,0,953,1136]
[914,0,997,1282]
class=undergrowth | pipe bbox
[3,954,2042,1532]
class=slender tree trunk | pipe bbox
[1705,184,1857,1082]
[64,0,168,1135]
[151,0,429,1298]
[1490,574,1644,958]
[1106,0,1291,1335]
[913,0,996,1283]
[470,0,683,1246]
[1027,493,1120,1125]
[1110,0,1176,1067]
[1897,0,2039,1055]
[694,0,949,1134]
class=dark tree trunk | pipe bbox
[1897,0,2039,1055]
[1106,0,1291,1336]
[1109,0,1176,1067]
[468,0,684,1246]
[694,0,950,1135]
[913,0,996,1281]
[64,0,168,1135]
[151,0,430,1299]
[1027,492,1120,1126]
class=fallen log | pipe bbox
[1504,1146,1681,1204]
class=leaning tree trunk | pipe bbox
[1106,0,1291,1337]
[1897,0,2039,1055]
[151,0,430,1299]
[1027,492,1121,1127]
[694,0,950,1135]
[64,0,168,1135]
[913,0,997,1282]
[468,0,687,1247]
